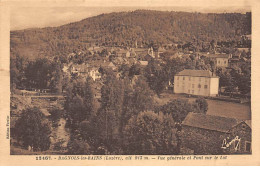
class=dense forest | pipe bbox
[10,10,251,60]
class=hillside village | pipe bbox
[10,10,251,155]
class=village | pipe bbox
[10,37,251,155]
[9,10,251,156]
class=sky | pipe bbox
[10,6,251,31]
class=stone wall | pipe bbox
[181,125,224,155]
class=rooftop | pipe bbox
[207,53,230,58]
[244,120,251,129]
[176,69,217,78]
[182,112,239,133]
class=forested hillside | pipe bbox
[10,10,251,59]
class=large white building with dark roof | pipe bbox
[174,69,219,96]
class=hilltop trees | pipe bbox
[11,11,251,59]
[14,107,51,151]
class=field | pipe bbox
[155,93,251,120]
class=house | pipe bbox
[88,68,101,81]
[229,58,241,68]
[181,112,251,155]
[174,69,219,96]
[70,64,89,76]
[237,48,250,53]
[117,49,130,58]
[147,47,155,58]
[134,48,148,58]
[207,53,231,67]
[101,62,116,70]
[137,60,148,67]
[154,47,167,58]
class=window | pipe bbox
[198,84,201,88]
[245,141,251,152]
[177,77,179,80]
[218,61,220,64]
[192,84,194,88]
[192,90,194,94]
[242,124,247,130]
[204,85,208,89]
[224,61,227,64]
[183,77,185,80]
[189,77,191,81]
[188,89,190,93]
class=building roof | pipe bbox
[182,113,239,133]
[40,108,51,117]
[244,120,251,128]
[176,69,217,78]
[101,62,115,68]
[139,61,148,66]
[207,53,230,58]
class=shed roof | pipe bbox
[244,120,251,128]
[182,112,239,133]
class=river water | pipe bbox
[50,118,70,151]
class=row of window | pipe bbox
[192,84,207,89]
[176,83,208,89]
[176,76,208,82]
[218,60,227,64]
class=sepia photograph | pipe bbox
[8,4,252,157]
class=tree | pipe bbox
[24,58,52,89]
[237,62,251,95]
[162,58,185,86]
[130,76,154,114]
[159,99,194,154]
[14,107,51,151]
[216,68,235,94]
[65,77,94,128]
[160,99,193,122]
[67,138,91,155]
[10,55,28,91]
[145,60,168,96]
[124,111,176,155]
[49,106,63,126]
[96,72,125,153]
[194,97,208,114]
[129,64,142,79]
[118,64,130,79]
[49,62,63,93]
[121,76,154,137]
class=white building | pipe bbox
[89,68,101,81]
[207,53,232,68]
[174,69,219,96]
